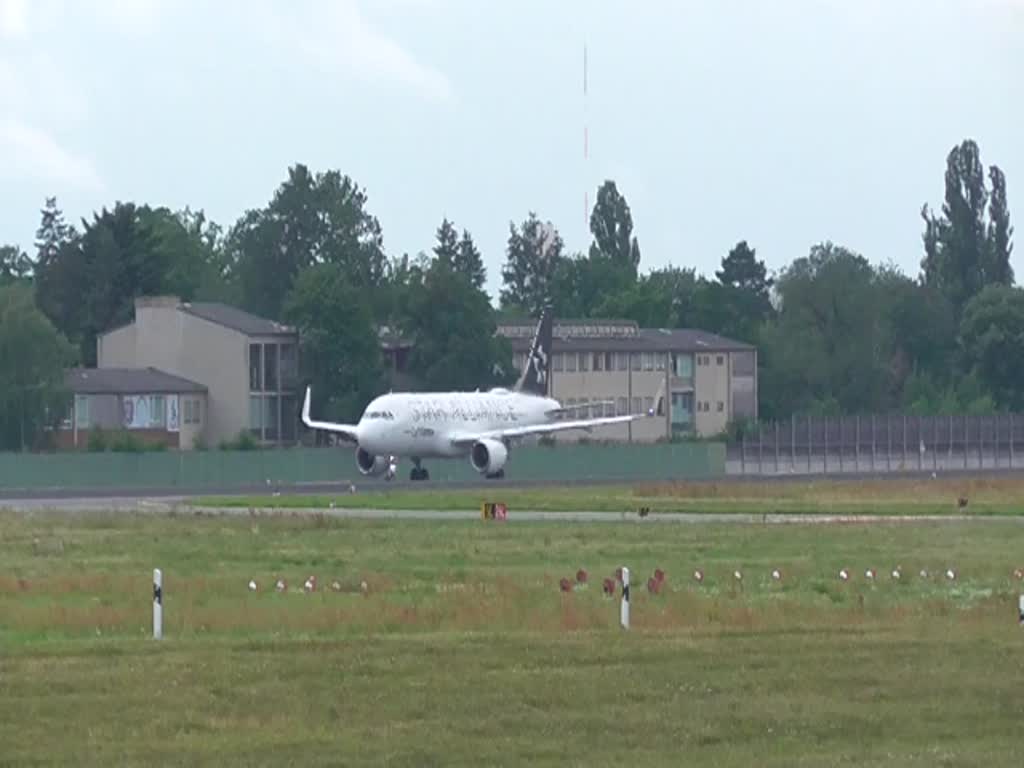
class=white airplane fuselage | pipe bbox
[355,388,560,459]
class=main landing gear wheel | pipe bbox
[410,460,430,481]
[485,469,505,480]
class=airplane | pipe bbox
[300,305,654,481]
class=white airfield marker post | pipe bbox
[1019,595,1024,626]
[153,568,163,640]
[620,567,630,630]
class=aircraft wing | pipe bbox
[301,387,360,442]
[449,412,649,446]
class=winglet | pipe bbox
[302,386,313,427]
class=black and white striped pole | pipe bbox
[153,568,163,640]
[1019,595,1024,626]
[620,566,630,630]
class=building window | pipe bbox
[565,353,577,372]
[717,401,724,412]
[673,354,693,379]
[249,344,262,391]
[632,396,642,414]
[644,397,654,414]
[655,353,666,371]
[631,353,641,371]
[593,353,603,371]
[616,352,628,371]
[280,343,298,388]
[264,343,278,391]
[642,352,654,371]
[605,352,614,371]
[716,355,724,366]
[617,396,628,415]
[579,352,589,372]
[604,401,616,417]
[184,398,203,425]
[249,395,263,436]
[75,395,90,429]
[553,353,564,372]
[281,395,297,441]
[263,395,280,440]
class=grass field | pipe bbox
[194,474,1024,515]
[3,508,1024,765]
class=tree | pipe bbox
[141,206,235,303]
[717,241,772,300]
[0,245,33,285]
[759,242,894,417]
[499,213,564,314]
[433,218,458,269]
[921,139,1014,316]
[430,218,486,292]
[230,165,386,319]
[455,229,486,291]
[35,202,172,365]
[403,260,512,391]
[283,263,385,427]
[958,284,1024,410]
[0,283,76,450]
[987,165,1014,283]
[589,180,641,276]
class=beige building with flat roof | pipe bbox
[95,296,300,447]
[499,318,757,442]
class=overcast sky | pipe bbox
[1,0,1021,303]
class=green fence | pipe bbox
[0,442,725,492]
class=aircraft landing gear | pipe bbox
[485,469,505,480]
[410,458,430,482]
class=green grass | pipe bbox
[3,509,1024,765]
[193,474,1024,515]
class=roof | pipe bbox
[503,325,754,353]
[179,302,295,337]
[66,367,207,395]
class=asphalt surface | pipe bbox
[3,461,1024,503]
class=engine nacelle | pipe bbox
[355,446,391,476]
[470,438,508,476]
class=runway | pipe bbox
[2,492,1019,525]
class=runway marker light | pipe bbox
[1014,568,1023,581]
[771,569,782,581]
[693,569,704,583]
[559,577,572,593]
[946,569,956,581]
[865,569,875,580]
[331,580,342,592]
[839,569,849,581]
[248,580,257,592]
[891,569,901,581]
[733,570,743,581]
[919,569,928,579]
[576,569,588,584]
[275,578,287,592]
[602,577,615,596]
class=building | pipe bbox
[499,317,757,441]
[59,367,208,450]
[94,296,300,447]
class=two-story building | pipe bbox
[80,296,300,447]
[499,317,757,441]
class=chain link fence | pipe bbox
[727,413,1024,475]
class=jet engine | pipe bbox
[355,446,395,479]
[470,438,508,477]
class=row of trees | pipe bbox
[0,137,1016,450]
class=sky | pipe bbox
[1,0,1021,304]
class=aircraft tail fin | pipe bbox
[514,304,553,397]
